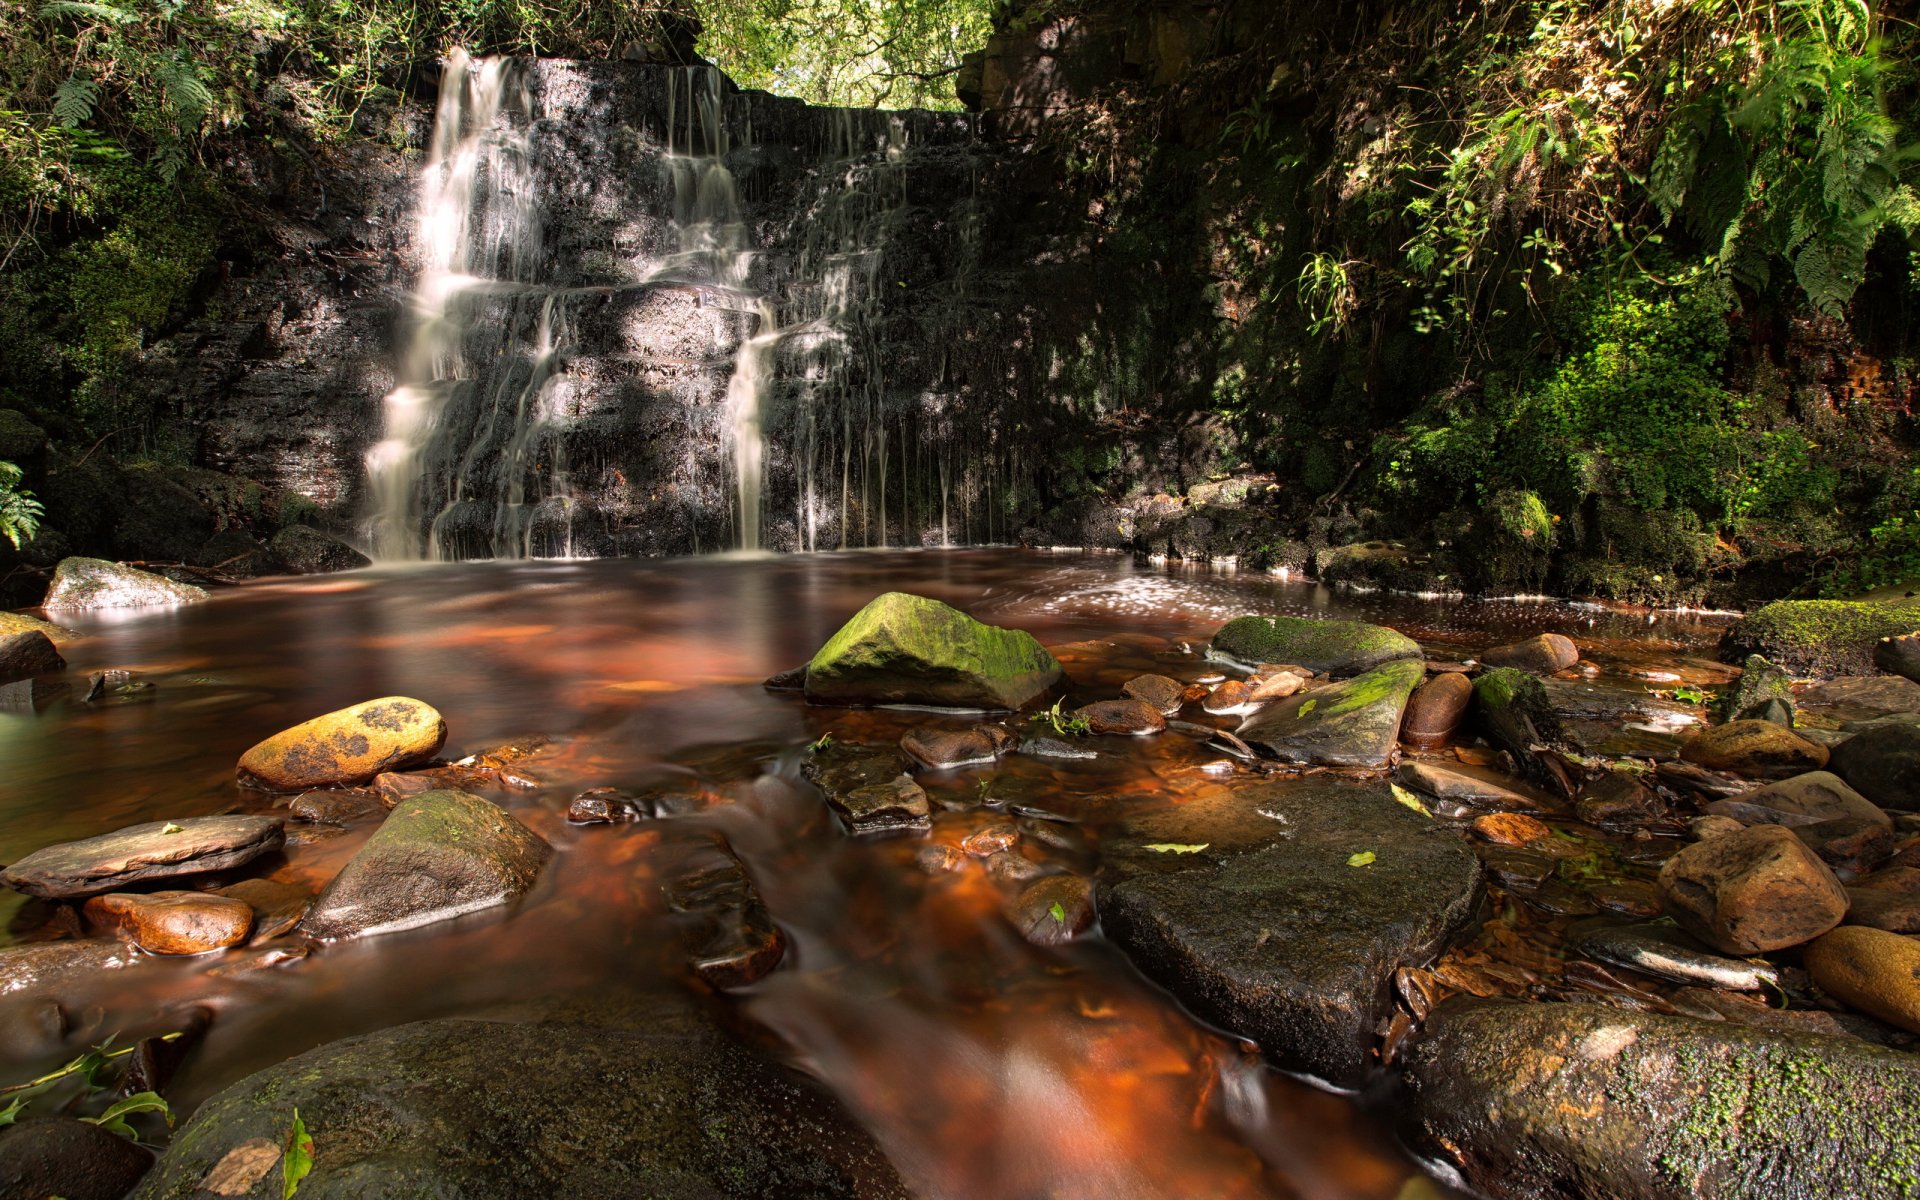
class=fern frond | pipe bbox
[158,53,213,128]
[51,74,99,128]
[38,0,136,23]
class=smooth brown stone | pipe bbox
[1400,671,1473,747]
[1009,874,1094,945]
[1575,770,1662,829]
[239,696,447,791]
[1679,720,1829,780]
[1804,925,1920,1033]
[1247,670,1309,701]
[1480,633,1579,674]
[1657,824,1848,954]
[1470,813,1551,846]
[901,725,1011,769]
[1202,680,1256,714]
[85,891,253,955]
[1121,673,1187,714]
[1075,699,1166,736]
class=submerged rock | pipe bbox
[1657,824,1848,954]
[1075,698,1167,735]
[1019,735,1097,761]
[1571,921,1780,991]
[1721,598,1920,678]
[1209,615,1420,678]
[1099,778,1482,1085]
[1,815,284,899]
[1009,874,1095,945]
[267,525,370,574]
[1234,658,1424,768]
[900,724,1016,768]
[0,940,133,998]
[237,696,447,791]
[1804,925,1920,1033]
[0,630,63,684]
[1121,673,1186,714]
[565,785,705,823]
[1402,999,1920,1200]
[1480,633,1579,674]
[130,1015,909,1200]
[802,591,1062,711]
[1575,770,1662,828]
[41,557,209,611]
[84,890,254,955]
[0,1117,155,1200]
[297,789,550,940]
[1395,761,1542,812]
[662,834,786,990]
[1681,720,1830,779]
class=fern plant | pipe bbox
[0,462,42,550]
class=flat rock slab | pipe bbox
[1235,658,1424,768]
[131,1015,908,1200]
[297,789,550,940]
[1099,778,1482,1086]
[1210,615,1420,678]
[802,744,930,835]
[803,591,1062,710]
[0,940,134,998]
[1,816,284,899]
[1402,999,1920,1200]
[41,557,208,611]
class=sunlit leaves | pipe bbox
[282,1109,315,1198]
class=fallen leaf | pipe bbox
[201,1139,280,1196]
[1390,784,1431,817]
[160,823,184,835]
[1049,901,1067,923]
[1143,843,1210,854]
[282,1109,314,1198]
[1348,850,1377,867]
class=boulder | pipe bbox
[1875,633,1920,683]
[41,557,208,611]
[0,940,133,998]
[802,592,1062,710]
[1121,673,1186,714]
[1200,679,1256,714]
[900,725,1015,768]
[1400,671,1473,747]
[1657,824,1848,954]
[1074,698,1167,735]
[1247,668,1310,701]
[1401,999,1920,1200]
[1,815,284,899]
[1716,655,1796,724]
[0,1117,155,1200]
[1209,615,1420,678]
[1721,598,1920,678]
[1680,720,1829,779]
[129,1015,908,1200]
[0,630,62,684]
[84,890,254,955]
[1480,633,1580,674]
[662,834,785,990]
[1829,716,1920,810]
[1707,771,1888,828]
[297,790,551,940]
[1804,925,1920,1034]
[0,611,71,642]
[1099,778,1482,1085]
[268,524,371,574]
[1472,667,1564,763]
[237,696,447,791]
[1234,658,1424,768]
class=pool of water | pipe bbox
[0,549,1738,1199]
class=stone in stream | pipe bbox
[1394,761,1543,812]
[1400,999,1920,1200]
[1703,770,1889,829]
[1209,614,1421,678]
[286,788,385,825]
[0,815,284,899]
[0,611,72,642]
[0,630,63,684]
[762,663,808,691]
[1247,668,1309,701]
[1793,818,1894,876]
[1721,597,1920,678]
[1200,679,1256,715]
[0,1116,156,1200]
[1874,633,1920,683]
[1399,670,1473,748]
[129,1012,910,1200]
[1075,698,1167,735]
[801,591,1062,711]
[1846,869,1920,933]
[40,556,209,611]
[1234,658,1424,769]
[1009,874,1094,945]
[83,891,254,955]
[802,743,931,835]
[1657,824,1848,954]
[237,695,448,791]
[1479,633,1579,675]
[1828,715,1920,811]
[0,940,134,998]
[1575,769,1662,828]
[212,878,310,941]
[1570,920,1781,991]
[1099,778,1482,1086]
[1470,668,1570,795]
[297,789,550,940]
[267,524,370,574]
[1715,654,1797,724]
[1681,720,1830,779]
[662,834,785,990]
[1804,925,1920,1034]
[1469,812,1550,846]
[1690,814,1748,841]
[1019,735,1097,761]
[900,724,1016,769]
[565,785,706,823]
[1121,673,1186,714]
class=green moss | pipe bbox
[1323,658,1425,715]
[1721,598,1920,677]
[804,591,1062,710]
[1211,615,1421,676]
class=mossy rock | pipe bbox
[1234,658,1426,768]
[1715,655,1796,724]
[0,409,48,465]
[1461,489,1553,593]
[1402,999,1920,1199]
[1721,600,1920,678]
[41,557,208,611]
[803,592,1062,711]
[1210,614,1421,677]
[0,611,75,643]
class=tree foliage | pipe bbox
[695,0,995,109]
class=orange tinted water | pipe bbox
[0,549,1734,1199]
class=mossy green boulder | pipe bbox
[1210,614,1420,677]
[803,592,1062,711]
[1234,658,1425,767]
[1721,599,1920,678]
[1402,999,1920,1200]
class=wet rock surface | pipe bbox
[267,525,371,574]
[1209,615,1420,677]
[0,1117,155,1200]
[1571,921,1780,991]
[1828,715,1920,810]
[1099,778,1482,1085]
[1480,633,1579,674]
[901,724,1016,768]
[0,939,134,997]
[1121,672,1186,714]
[1400,670,1472,747]
[130,1013,909,1200]
[1681,720,1830,779]
[1657,824,1848,954]
[1,816,284,899]
[662,834,786,989]
[1075,698,1167,735]
[297,789,551,939]
[1710,770,1888,828]
[1402,999,1920,1200]
[802,591,1062,710]
[41,557,209,611]
[1234,658,1424,768]
[238,695,448,791]
[0,630,63,684]
[1804,925,1920,1034]
[1009,874,1095,945]
[84,890,255,955]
